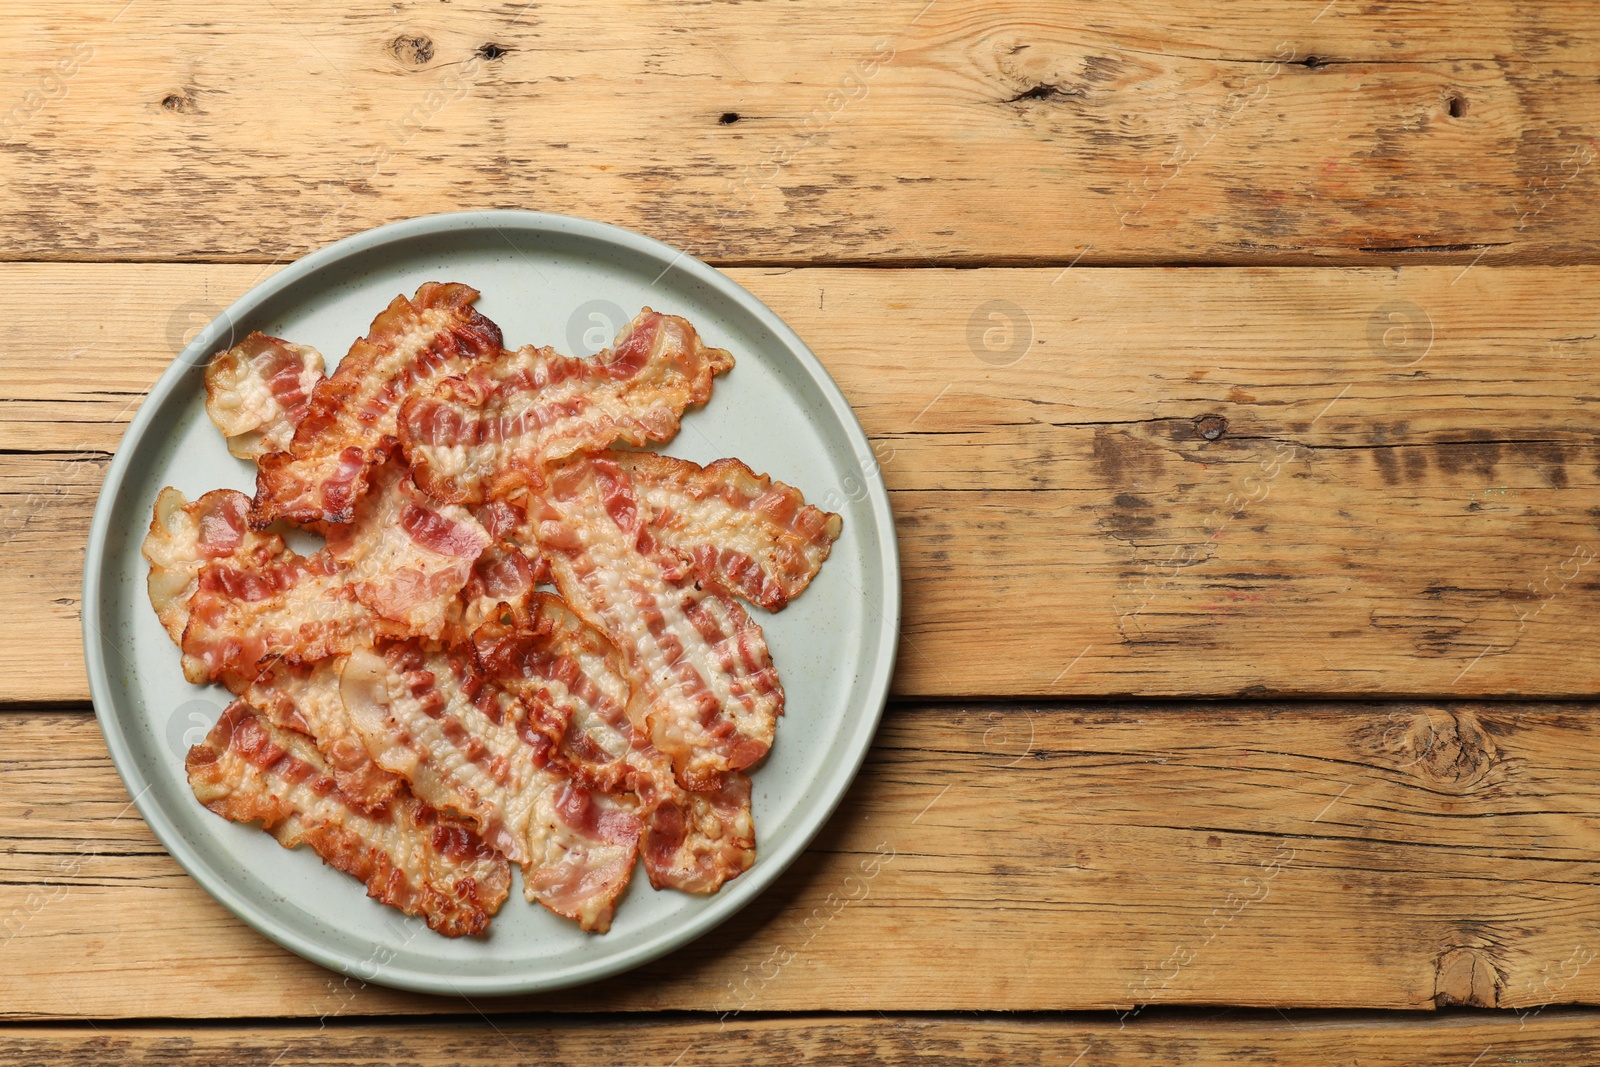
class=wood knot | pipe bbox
[160,90,200,114]
[719,111,741,125]
[475,42,509,61]
[1194,414,1228,441]
[1434,946,1503,1007]
[391,34,435,65]
[1006,82,1083,105]
[1399,708,1495,788]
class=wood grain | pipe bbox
[7,703,1600,1019]
[4,1012,1600,1065]
[0,2,1597,265]
[4,264,1598,702]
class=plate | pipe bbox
[81,211,900,995]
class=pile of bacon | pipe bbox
[143,282,841,937]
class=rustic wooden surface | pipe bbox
[5,1013,1600,1065]
[4,0,1600,1061]
[1,2,1598,266]
[8,704,1600,1019]
[5,265,1600,704]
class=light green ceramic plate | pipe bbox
[82,211,900,995]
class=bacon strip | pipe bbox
[143,480,488,685]
[473,595,752,895]
[236,659,403,815]
[204,333,326,460]
[143,487,280,646]
[186,701,511,937]
[252,282,503,528]
[532,453,783,793]
[398,309,733,504]
[630,744,755,894]
[181,547,383,687]
[616,452,842,611]
[322,458,492,639]
[527,782,640,930]
[339,638,641,932]
[143,488,395,685]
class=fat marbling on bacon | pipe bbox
[338,621,642,932]
[187,700,511,938]
[203,332,326,460]
[397,308,732,504]
[252,281,503,529]
[531,451,785,793]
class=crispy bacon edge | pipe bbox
[186,700,512,937]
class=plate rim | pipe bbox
[80,209,901,995]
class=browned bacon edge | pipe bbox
[186,700,512,937]
[251,281,503,529]
[617,451,843,611]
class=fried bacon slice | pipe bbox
[441,498,547,646]
[252,281,503,528]
[532,453,784,793]
[182,544,380,687]
[143,487,279,646]
[630,744,755,893]
[186,700,511,937]
[472,593,637,793]
[474,595,754,894]
[339,637,641,932]
[322,458,492,638]
[616,452,842,611]
[204,332,326,460]
[144,488,396,685]
[143,478,489,685]
[398,309,733,503]
[236,659,403,814]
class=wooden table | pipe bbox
[4,1,1600,1061]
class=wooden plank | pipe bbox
[4,264,1599,701]
[4,1013,1600,1065]
[7,703,1600,1019]
[0,1,1597,265]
